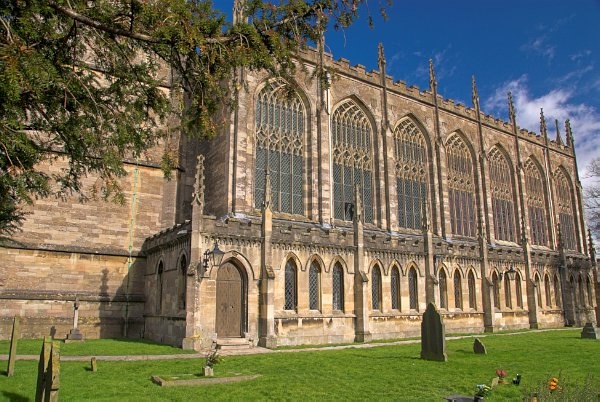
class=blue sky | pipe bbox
[322,0,600,185]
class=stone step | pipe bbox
[215,338,252,350]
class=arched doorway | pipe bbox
[215,262,246,337]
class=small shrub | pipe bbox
[205,348,222,368]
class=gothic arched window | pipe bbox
[178,255,187,310]
[156,261,164,314]
[371,265,382,311]
[408,267,418,310]
[504,274,512,309]
[578,277,585,306]
[535,275,542,306]
[492,272,500,309]
[391,266,401,310]
[439,270,448,309]
[332,100,374,223]
[447,135,476,237]
[333,263,345,311]
[555,169,577,250]
[524,160,548,246]
[553,274,561,307]
[254,81,305,215]
[515,272,523,308]
[544,274,552,307]
[309,261,321,311]
[468,271,477,310]
[489,148,516,242]
[284,259,298,311]
[587,277,593,306]
[394,118,428,229]
[453,270,463,310]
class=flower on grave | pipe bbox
[549,377,559,392]
[495,368,507,379]
[475,384,491,397]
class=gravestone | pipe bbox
[66,297,83,342]
[7,316,21,377]
[420,302,447,362]
[35,338,60,402]
[581,322,600,339]
[473,338,486,354]
[91,357,97,372]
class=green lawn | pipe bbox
[1,329,599,401]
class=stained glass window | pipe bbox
[371,266,382,311]
[555,170,577,250]
[515,272,523,308]
[284,260,297,311]
[468,271,476,310]
[524,160,548,246]
[391,267,400,310]
[489,148,516,242]
[447,136,476,237]
[333,264,344,311]
[255,81,304,215]
[394,118,428,229]
[409,268,418,310]
[309,262,321,311]
[453,270,463,310]
[544,274,552,307]
[178,255,187,310]
[332,100,374,223]
[439,270,448,309]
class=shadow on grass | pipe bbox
[1,391,29,402]
[0,370,7,376]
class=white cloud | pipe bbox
[484,75,600,188]
[521,36,555,61]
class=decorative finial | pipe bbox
[565,119,573,148]
[540,108,547,139]
[378,43,386,70]
[508,92,516,124]
[555,119,563,145]
[588,229,597,262]
[471,75,480,110]
[429,59,437,92]
[233,0,245,24]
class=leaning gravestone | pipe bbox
[420,302,447,362]
[35,337,60,402]
[7,316,21,377]
[473,338,487,354]
[581,322,600,339]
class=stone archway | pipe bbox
[215,262,246,337]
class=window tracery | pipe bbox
[555,170,577,250]
[408,268,418,310]
[284,259,297,311]
[371,265,382,311]
[524,160,548,246]
[447,135,476,237]
[391,267,400,310]
[489,148,516,242]
[254,81,305,215]
[332,100,374,223]
[453,270,463,310]
[309,262,321,311]
[333,263,345,311]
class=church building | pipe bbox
[1,42,597,349]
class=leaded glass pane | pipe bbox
[333,265,344,311]
[372,267,381,311]
[333,163,343,219]
[468,271,476,309]
[439,271,447,309]
[363,169,373,223]
[309,263,320,311]
[555,170,577,250]
[254,81,305,214]
[409,268,418,310]
[446,136,475,237]
[284,260,297,311]
[515,273,523,308]
[525,160,548,245]
[454,271,462,310]
[391,268,400,310]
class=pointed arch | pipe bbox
[554,167,577,250]
[177,252,188,310]
[371,264,382,311]
[408,266,419,310]
[393,116,430,230]
[254,79,307,215]
[515,271,523,308]
[156,260,164,314]
[534,273,542,306]
[504,272,512,309]
[308,258,322,311]
[453,268,463,310]
[332,98,375,223]
[332,262,345,311]
[492,271,500,309]
[284,258,298,311]
[488,146,517,242]
[553,273,562,308]
[390,264,401,311]
[446,133,477,237]
[524,157,549,246]
[544,273,552,307]
[468,269,477,310]
[439,269,448,309]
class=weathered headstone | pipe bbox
[473,338,486,354]
[45,341,60,402]
[91,357,97,372]
[7,316,21,377]
[35,337,53,402]
[66,297,83,342]
[581,322,600,339]
[420,302,447,362]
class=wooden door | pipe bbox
[215,262,243,337]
